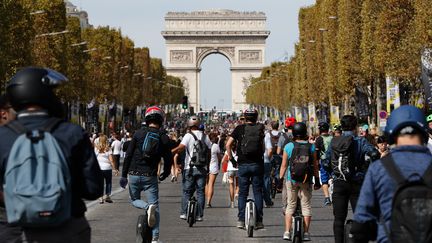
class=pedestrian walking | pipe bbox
[95,134,119,204]
[111,133,122,170]
[120,106,173,243]
[351,105,432,243]
[0,67,103,243]
[226,109,265,230]
[205,132,222,208]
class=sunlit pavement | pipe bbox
[86,171,335,243]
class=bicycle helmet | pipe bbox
[243,109,258,122]
[284,117,297,129]
[6,67,68,116]
[144,106,165,125]
[385,105,428,144]
[187,116,200,128]
[427,114,432,123]
[333,124,342,132]
[292,122,307,139]
[318,122,330,132]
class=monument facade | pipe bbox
[162,10,270,112]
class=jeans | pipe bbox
[263,162,272,205]
[128,175,160,238]
[101,170,112,195]
[181,167,206,217]
[237,163,264,223]
[332,180,361,243]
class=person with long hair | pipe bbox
[95,134,118,203]
[205,132,222,208]
[222,140,239,208]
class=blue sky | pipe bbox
[73,0,316,110]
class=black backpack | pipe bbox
[141,128,161,160]
[330,136,355,181]
[240,124,264,156]
[188,132,209,168]
[381,155,432,243]
[270,132,281,155]
[289,142,313,183]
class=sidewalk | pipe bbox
[86,176,335,242]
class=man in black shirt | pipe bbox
[226,109,265,229]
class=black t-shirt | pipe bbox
[230,123,265,164]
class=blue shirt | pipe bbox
[354,145,432,243]
[284,141,315,183]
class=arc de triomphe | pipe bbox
[162,10,270,112]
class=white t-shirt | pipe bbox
[263,130,278,163]
[95,148,113,170]
[209,143,221,174]
[111,140,122,155]
[181,130,212,170]
[226,151,238,171]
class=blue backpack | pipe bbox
[141,128,161,160]
[4,118,71,227]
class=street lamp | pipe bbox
[319,28,328,32]
[35,30,69,38]
[308,40,316,43]
[83,48,97,53]
[70,41,87,47]
[329,16,338,20]
[30,10,46,15]
[102,56,112,60]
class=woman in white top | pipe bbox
[205,133,222,208]
[221,141,239,208]
[95,134,118,203]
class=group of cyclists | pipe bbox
[0,66,431,243]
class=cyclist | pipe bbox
[172,116,211,222]
[279,122,321,241]
[315,122,333,206]
[263,121,280,207]
[352,105,432,243]
[120,106,173,243]
[226,109,265,230]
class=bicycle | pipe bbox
[186,196,197,227]
[245,198,256,237]
[291,197,304,243]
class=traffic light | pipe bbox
[182,96,188,109]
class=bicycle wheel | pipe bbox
[187,200,196,227]
[292,216,303,243]
[247,211,254,237]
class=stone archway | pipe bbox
[162,10,270,112]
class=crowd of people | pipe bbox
[0,66,431,243]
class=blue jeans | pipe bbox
[101,169,112,195]
[237,163,264,223]
[128,175,160,238]
[263,162,273,205]
[181,167,206,217]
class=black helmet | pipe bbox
[6,67,68,116]
[318,122,330,132]
[243,109,258,122]
[292,122,307,139]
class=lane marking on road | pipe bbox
[86,187,126,213]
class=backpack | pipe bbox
[330,136,355,181]
[289,142,313,183]
[270,131,281,155]
[320,135,333,160]
[381,155,432,243]
[4,118,72,227]
[188,132,209,168]
[141,128,161,161]
[240,124,264,156]
[122,140,131,152]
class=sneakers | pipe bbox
[180,214,187,220]
[196,216,203,222]
[147,204,157,228]
[206,203,212,208]
[171,176,177,183]
[230,202,235,208]
[255,222,264,230]
[104,195,113,203]
[324,197,332,206]
[283,231,291,241]
[236,220,245,229]
[303,232,311,241]
[151,237,159,243]
[99,197,104,204]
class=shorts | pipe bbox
[209,162,219,175]
[319,165,330,184]
[285,181,312,217]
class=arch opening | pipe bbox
[199,53,232,112]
